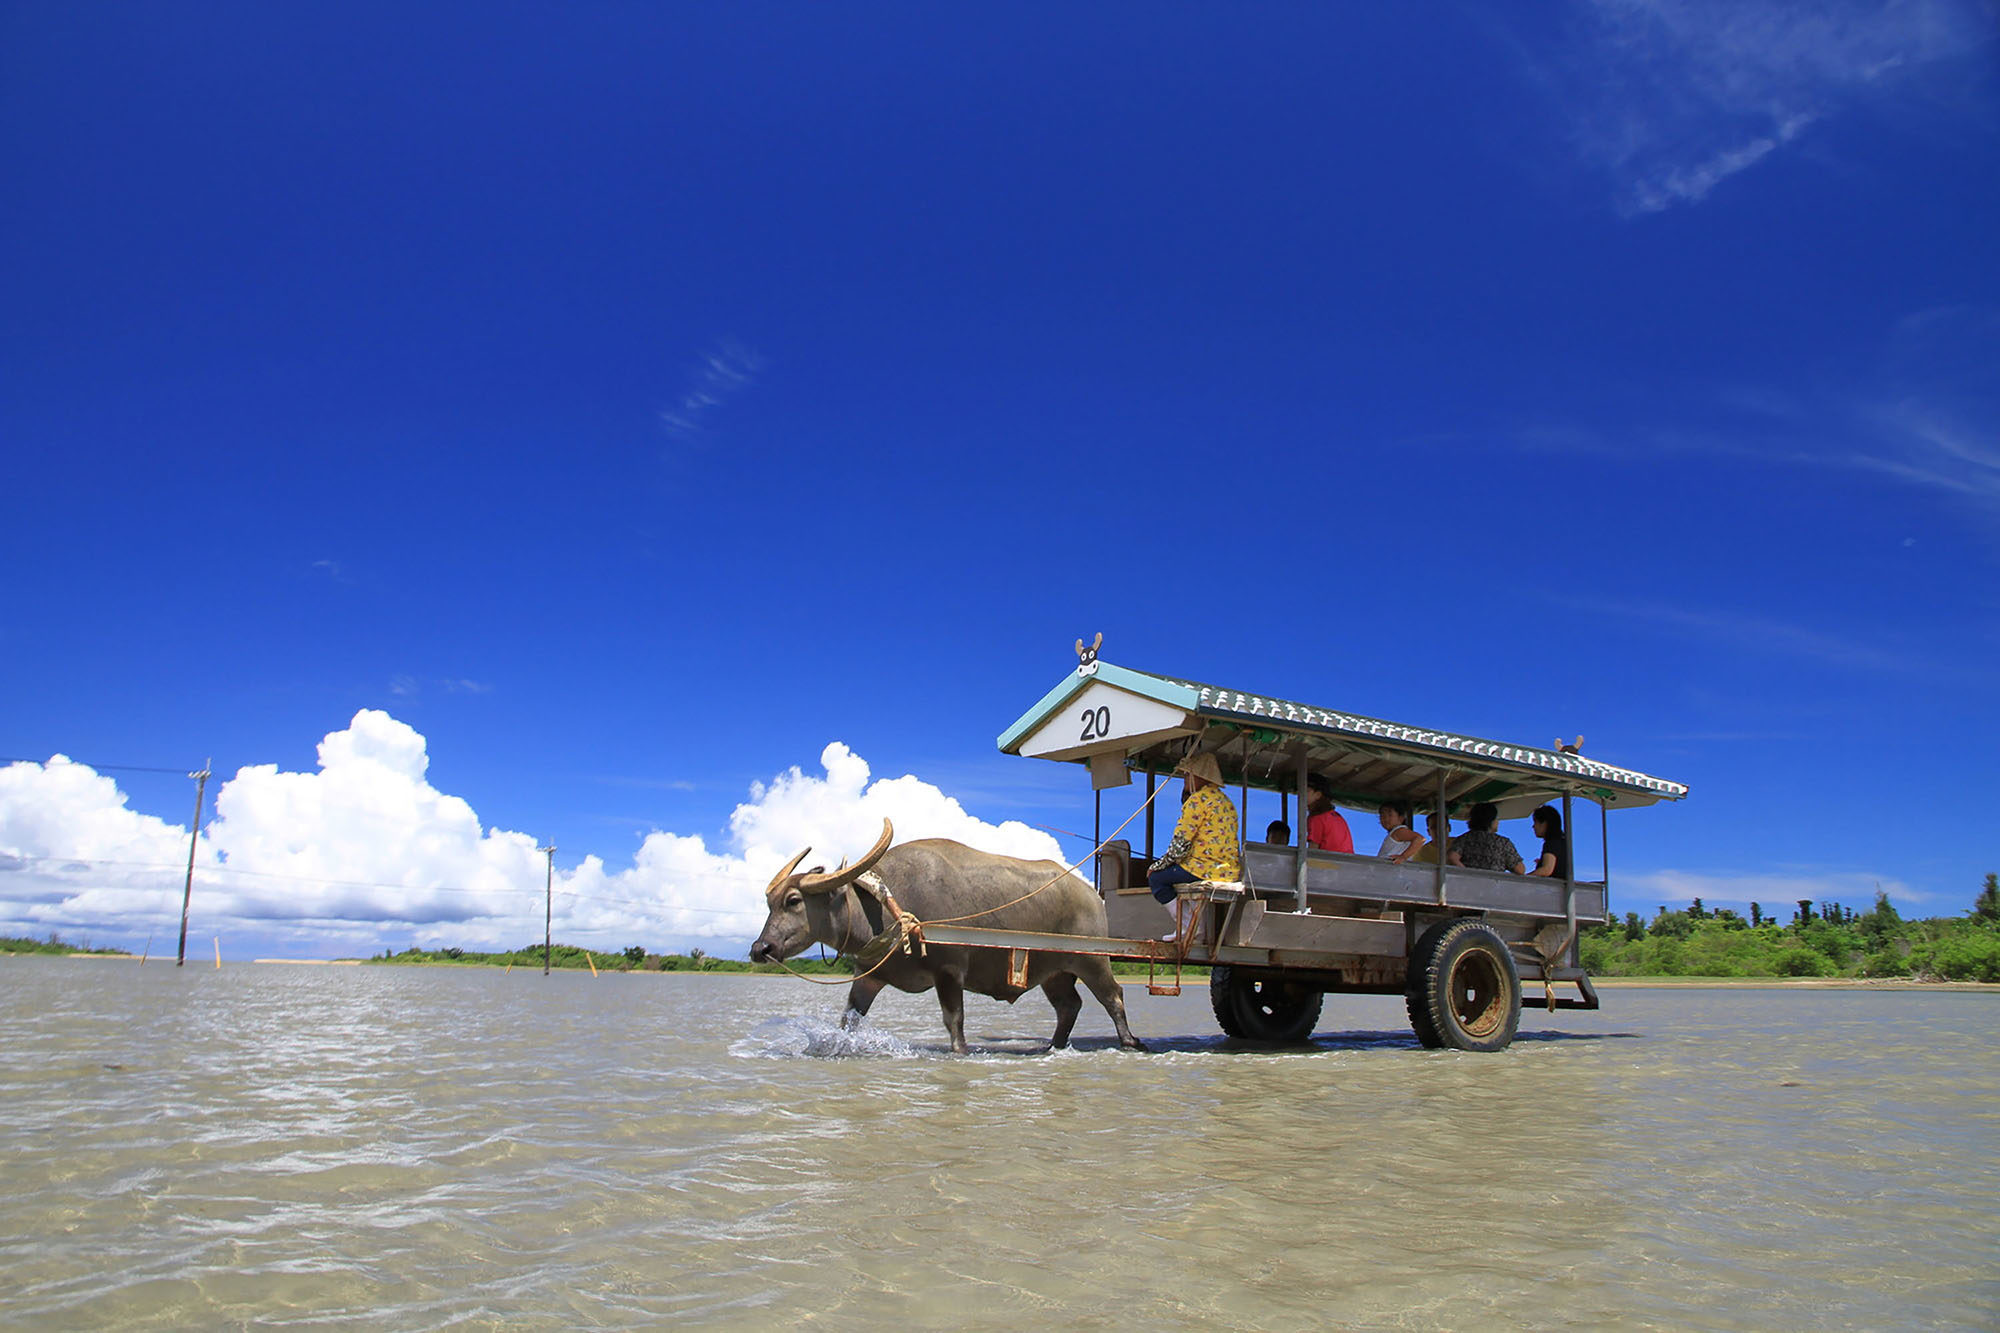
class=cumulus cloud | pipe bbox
[0,713,1062,959]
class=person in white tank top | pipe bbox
[1375,799,1426,864]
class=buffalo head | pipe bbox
[748,819,894,964]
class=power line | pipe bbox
[0,756,199,775]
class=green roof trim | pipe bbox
[999,660,1688,802]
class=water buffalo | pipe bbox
[749,819,1146,1054]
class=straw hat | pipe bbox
[1175,752,1224,786]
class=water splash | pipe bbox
[730,1011,930,1060]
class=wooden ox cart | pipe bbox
[914,652,1687,1051]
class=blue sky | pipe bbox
[3,2,1996,958]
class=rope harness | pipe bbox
[767,777,1180,987]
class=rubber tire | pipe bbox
[1405,918,1522,1053]
[1209,965,1325,1042]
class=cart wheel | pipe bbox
[1209,965,1324,1042]
[1405,919,1521,1053]
[1405,990,1445,1049]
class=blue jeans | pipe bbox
[1147,864,1201,905]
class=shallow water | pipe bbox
[2,959,1995,1330]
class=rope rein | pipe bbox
[767,776,1182,987]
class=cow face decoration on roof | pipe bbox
[1074,632,1103,673]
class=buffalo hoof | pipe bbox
[1121,1037,1149,1053]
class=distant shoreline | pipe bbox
[1591,976,2000,991]
[10,954,1996,991]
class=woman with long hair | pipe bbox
[1528,804,1569,879]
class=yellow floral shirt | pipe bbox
[1172,786,1241,882]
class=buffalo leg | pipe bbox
[1077,957,1147,1052]
[935,972,969,1054]
[1042,973,1083,1050]
[842,975,885,1031]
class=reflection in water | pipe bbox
[1,961,1995,1330]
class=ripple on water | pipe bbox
[2,963,1996,1331]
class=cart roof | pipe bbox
[999,659,1689,815]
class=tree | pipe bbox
[1750,901,1763,928]
[1796,899,1814,926]
[1651,908,1694,940]
[623,945,647,965]
[1689,897,1707,920]
[1860,891,1901,946]
[1976,873,2000,924]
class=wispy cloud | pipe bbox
[584,774,700,792]
[1525,0,1992,214]
[1652,730,1808,742]
[659,340,764,440]
[1624,111,1815,214]
[387,676,493,700]
[1554,595,1921,674]
[1501,305,2000,517]
[1624,866,1928,909]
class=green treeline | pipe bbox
[366,943,857,974]
[0,933,129,956]
[1581,874,2000,982]
[367,942,1198,977]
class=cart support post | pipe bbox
[1562,792,1577,966]
[1093,788,1102,894]
[1294,747,1310,912]
[1601,799,1610,919]
[1144,768,1156,861]
[1433,769,1449,905]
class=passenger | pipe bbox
[1376,798,1425,864]
[1265,819,1291,845]
[1528,804,1570,879]
[1303,773,1354,854]
[1411,811,1449,864]
[1146,753,1241,938]
[1449,802,1526,874]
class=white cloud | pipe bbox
[0,715,1063,959]
[1534,0,1991,213]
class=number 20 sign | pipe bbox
[1016,682,1198,760]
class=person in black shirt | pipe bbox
[1528,804,1569,879]
[1449,802,1526,874]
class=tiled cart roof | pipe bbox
[999,661,1688,806]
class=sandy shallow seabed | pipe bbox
[4,961,1998,1329]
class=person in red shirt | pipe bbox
[1304,773,1354,854]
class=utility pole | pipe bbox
[177,759,211,968]
[539,841,557,975]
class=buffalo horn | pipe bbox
[797,819,894,895]
[763,847,811,898]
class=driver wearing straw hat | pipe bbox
[1147,751,1241,939]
